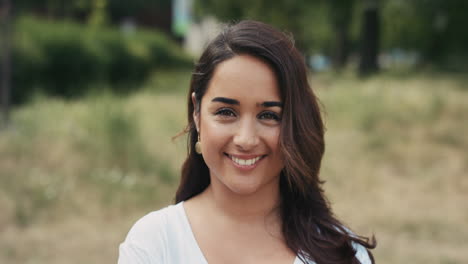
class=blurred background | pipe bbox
[0,0,467,263]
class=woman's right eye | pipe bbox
[214,108,236,118]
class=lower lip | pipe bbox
[226,155,264,171]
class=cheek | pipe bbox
[261,126,281,150]
[265,128,284,167]
[200,119,232,153]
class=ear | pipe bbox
[192,92,200,132]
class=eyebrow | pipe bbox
[260,101,283,108]
[211,97,283,108]
[211,97,239,105]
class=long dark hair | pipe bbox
[175,20,376,264]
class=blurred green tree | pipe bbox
[87,0,109,27]
[1,0,12,128]
[382,0,468,67]
[194,0,317,52]
[14,0,174,34]
[195,0,360,71]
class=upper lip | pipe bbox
[226,153,265,159]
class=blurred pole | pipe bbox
[359,0,380,76]
[1,0,11,129]
[172,0,192,44]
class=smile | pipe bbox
[226,154,265,167]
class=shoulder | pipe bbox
[124,204,179,243]
[118,203,181,264]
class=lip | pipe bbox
[224,153,265,171]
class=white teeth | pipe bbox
[230,156,262,166]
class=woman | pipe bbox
[119,20,376,264]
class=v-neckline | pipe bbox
[178,202,302,264]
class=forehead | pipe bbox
[204,55,281,102]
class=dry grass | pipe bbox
[315,72,468,264]
[0,71,467,263]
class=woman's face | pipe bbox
[193,55,284,196]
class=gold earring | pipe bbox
[195,133,202,154]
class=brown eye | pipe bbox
[258,111,281,122]
[215,108,236,117]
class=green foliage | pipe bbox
[382,0,468,61]
[11,16,192,103]
[196,0,468,70]
[194,0,327,53]
[106,0,172,19]
[87,0,109,26]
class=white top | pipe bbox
[119,202,371,264]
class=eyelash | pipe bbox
[215,108,236,117]
[259,112,281,121]
[214,108,281,121]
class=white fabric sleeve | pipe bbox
[352,242,372,264]
[118,242,153,264]
[118,211,167,264]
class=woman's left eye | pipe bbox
[258,111,281,121]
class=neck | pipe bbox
[200,177,282,225]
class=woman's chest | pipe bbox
[191,222,297,264]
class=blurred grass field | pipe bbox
[0,70,467,264]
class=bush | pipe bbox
[12,16,192,103]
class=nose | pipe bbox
[233,118,259,151]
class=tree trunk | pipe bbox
[330,0,354,70]
[333,20,350,70]
[359,0,380,76]
[1,0,12,129]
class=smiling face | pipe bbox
[193,55,284,196]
